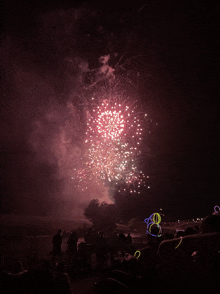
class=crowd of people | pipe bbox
[1,212,220,294]
[51,229,135,272]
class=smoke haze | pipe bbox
[2,6,111,219]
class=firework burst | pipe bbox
[72,94,149,191]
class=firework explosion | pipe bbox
[73,96,149,193]
[96,109,125,139]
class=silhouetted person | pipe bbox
[163,233,174,240]
[184,227,196,236]
[118,233,126,243]
[52,229,62,256]
[118,233,126,256]
[136,224,162,280]
[147,224,162,247]
[78,242,92,270]
[200,215,220,233]
[30,262,55,294]
[194,225,200,234]
[67,231,78,254]
[85,228,92,244]
[85,228,98,247]
[96,232,107,268]
[126,233,132,245]
[53,262,71,294]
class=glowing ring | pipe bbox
[145,213,161,225]
[153,213,161,225]
[148,223,155,233]
[214,205,220,214]
[144,212,162,237]
[149,223,162,233]
[148,224,162,238]
[144,217,150,224]
[175,236,183,249]
[134,250,141,259]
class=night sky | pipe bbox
[2,0,220,220]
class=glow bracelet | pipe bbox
[134,250,141,259]
[175,236,183,249]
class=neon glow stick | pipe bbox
[134,250,141,259]
[175,236,183,249]
[214,205,220,214]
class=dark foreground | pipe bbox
[1,217,220,294]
